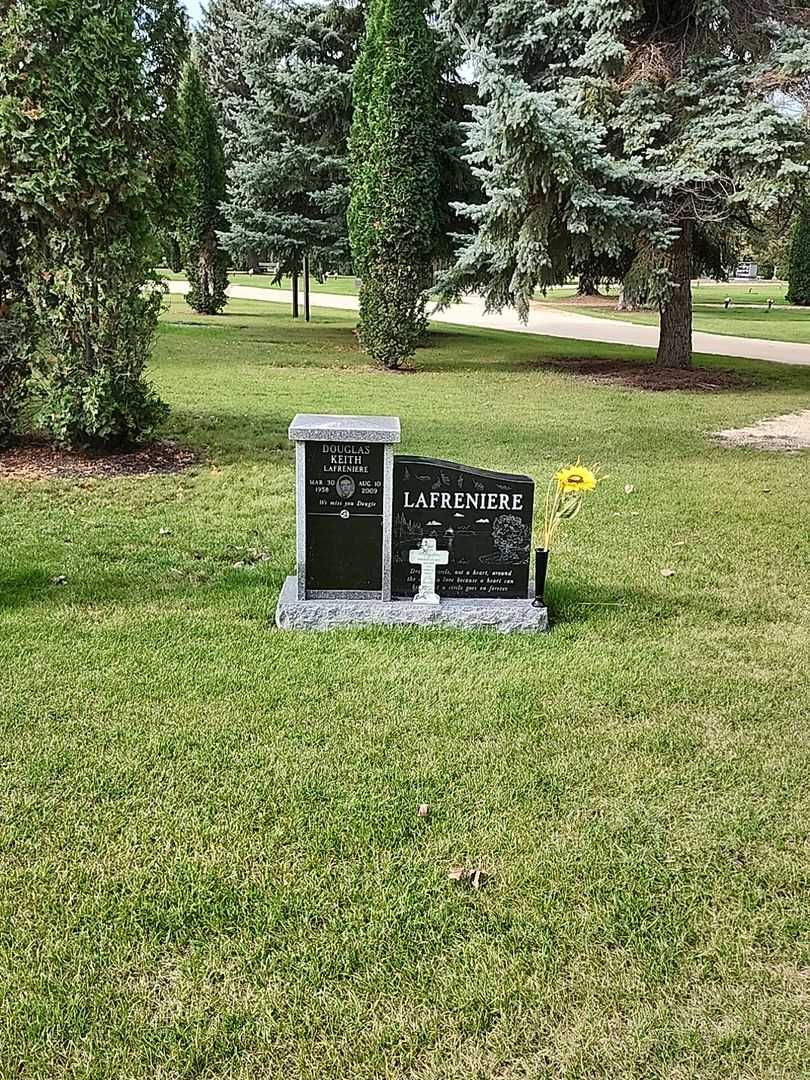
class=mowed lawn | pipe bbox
[161,268,360,295]
[537,282,810,345]
[2,296,810,1079]
[539,282,792,306]
[164,270,810,344]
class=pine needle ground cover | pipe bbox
[2,298,809,1078]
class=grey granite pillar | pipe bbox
[288,414,401,601]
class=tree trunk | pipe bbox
[577,273,600,297]
[244,248,261,274]
[303,253,311,323]
[168,235,182,274]
[656,221,693,369]
[616,286,637,311]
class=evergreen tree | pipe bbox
[438,0,810,368]
[137,0,192,262]
[349,0,440,368]
[433,35,480,267]
[576,275,600,298]
[178,60,229,314]
[787,205,810,305]
[0,204,33,448]
[219,0,363,301]
[197,0,264,134]
[572,247,634,300]
[196,0,268,272]
[0,0,168,448]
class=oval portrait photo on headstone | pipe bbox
[336,474,356,499]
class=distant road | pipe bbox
[164,280,810,368]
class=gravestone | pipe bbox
[392,456,534,599]
[276,414,548,632]
[288,413,400,599]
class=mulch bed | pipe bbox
[0,437,195,480]
[535,357,751,392]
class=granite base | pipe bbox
[275,576,549,633]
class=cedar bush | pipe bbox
[0,0,171,449]
[786,206,810,305]
[0,212,33,448]
[178,60,228,315]
[348,0,439,368]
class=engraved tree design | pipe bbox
[486,514,531,563]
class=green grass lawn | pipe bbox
[537,282,810,345]
[539,281,791,306]
[689,282,791,307]
[2,296,810,1078]
[161,271,810,344]
[569,301,810,345]
[160,267,360,295]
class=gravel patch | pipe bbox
[713,409,810,452]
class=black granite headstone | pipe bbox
[392,456,534,599]
[305,440,384,592]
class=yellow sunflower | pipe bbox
[555,464,598,493]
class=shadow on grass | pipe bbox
[0,560,288,618]
[163,312,298,322]
[547,580,671,626]
[0,569,55,613]
[0,558,740,642]
[416,338,810,390]
[157,408,770,478]
[547,577,754,630]
[159,310,810,391]
[165,410,294,465]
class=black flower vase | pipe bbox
[533,548,549,607]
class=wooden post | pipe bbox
[304,254,311,323]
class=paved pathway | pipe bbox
[165,280,810,368]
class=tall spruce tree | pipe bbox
[439,0,810,368]
[433,34,481,267]
[0,0,169,448]
[197,0,267,271]
[348,0,440,368]
[178,60,229,314]
[219,0,363,306]
[197,0,265,134]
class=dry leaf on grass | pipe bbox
[448,865,488,889]
[470,868,487,890]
